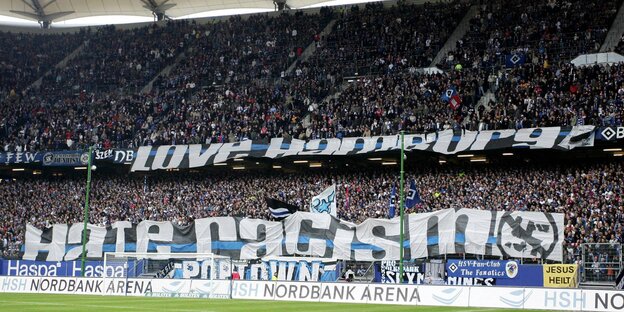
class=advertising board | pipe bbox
[446,260,543,287]
[543,264,578,288]
[0,276,619,311]
[0,260,132,277]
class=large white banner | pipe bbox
[129,126,595,171]
[23,209,564,262]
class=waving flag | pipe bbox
[310,185,337,217]
[441,86,457,102]
[266,197,299,220]
[505,53,526,68]
[389,186,397,218]
[449,94,462,110]
[405,179,422,209]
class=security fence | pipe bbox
[581,243,622,284]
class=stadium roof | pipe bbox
[0,0,383,27]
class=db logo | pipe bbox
[94,149,134,163]
[601,127,624,140]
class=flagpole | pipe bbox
[80,146,94,277]
[399,131,405,283]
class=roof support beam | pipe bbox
[10,0,74,29]
[141,0,176,21]
[274,0,291,11]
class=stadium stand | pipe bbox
[1,1,623,152]
[0,29,86,96]
[156,12,329,88]
[306,1,469,76]
[0,0,623,275]
[0,1,479,151]
[1,161,623,263]
[446,0,621,69]
[39,22,193,95]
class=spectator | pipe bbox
[345,267,355,282]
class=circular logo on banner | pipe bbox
[42,153,54,166]
[80,152,90,164]
[505,260,519,278]
[496,212,559,260]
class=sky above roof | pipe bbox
[0,0,383,28]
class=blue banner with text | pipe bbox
[0,260,137,277]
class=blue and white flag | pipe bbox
[405,179,422,209]
[505,53,526,68]
[441,86,457,102]
[310,184,337,217]
[389,186,397,218]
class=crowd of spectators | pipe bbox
[157,11,328,89]
[305,61,624,137]
[444,0,621,70]
[0,1,624,151]
[8,58,620,151]
[2,1,623,152]
[0,160,622,263]
[306,1,468,77]
[1,1,624,265]
[0,29,86,96]
[39,22,193,95]
[317,0,624,136]
[146,11,332,144]
[484,62,624,129]
[0,10,337,151]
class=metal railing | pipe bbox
[340,261,376,283]
[581,243,623,284]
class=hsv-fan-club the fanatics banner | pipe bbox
[23,209,564,262]
[129,126,594,171]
